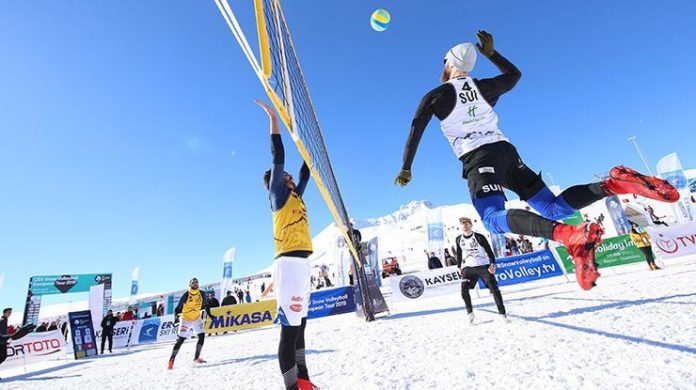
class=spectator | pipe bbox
[100,310,116,354]
[116,312,122,321]
[320,264,333,288]
[444,248,456,266]
[630,223,661,270]
[61,321,68,340]
[426,251,444,270]
[121,306,135,321]
[245,290,252,303]
[207,293,220,309]
[48,321,58,331]
[221,291,238,306]
[348,263,354,286]
[156,303,165,317]
[261,282,266,295]
[1,308,13,368]
[35,322,48,332]
[236,288,244,303]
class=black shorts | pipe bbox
[461,265,498,290]
[460,141,546,201]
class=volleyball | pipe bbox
[370,9,390,32]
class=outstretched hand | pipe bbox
[255,99,280,134]
[476,30,495,57]
[394,169,412,187]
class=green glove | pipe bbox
[394,169,412,187]
[476,30,495,57]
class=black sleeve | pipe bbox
[175,293,187,316]
[455,235,462,268]
[476,233,496,263]
[270,134,291,211]
[474,51,521,107]
[295,162,311,197]
[401,84,456,171]
[101,317,107,328]
[0,319,7,336]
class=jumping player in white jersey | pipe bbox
[455,216,507,323]
[396,30,678,290]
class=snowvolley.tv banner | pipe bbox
[3,330,66,368]
[479,250,563,288]
[205,300,278,334]
[555,235,644,273]
[307,286,356,319]
[647,223,696,259]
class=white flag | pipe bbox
[221,247,236,297]
[129,267,140,305]
[657,153,694,224]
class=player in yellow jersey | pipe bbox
[256,100,318,390]
[167,277,211,369]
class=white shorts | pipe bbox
[178,319,204,337]
[273,256,311,326]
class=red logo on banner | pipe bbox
[290,304,303,312]
[656,234,679,254]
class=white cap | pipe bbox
[444,42,477,72]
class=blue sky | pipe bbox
[1,1,695,313]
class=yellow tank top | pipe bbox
[273,191,313,257]
[182,288,203,321]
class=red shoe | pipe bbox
[167,358,175,370]
[604,166,679,203]
[553,222,603,290]
[572,245,601,291]
[297,378,320,390]
[194,358,207,364]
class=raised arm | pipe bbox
[474,30,521,106]
[256,100,291,211]
[295,162,310,197]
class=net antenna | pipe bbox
[214,0,362,266]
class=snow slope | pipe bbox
[3,258,695,389]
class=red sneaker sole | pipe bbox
[610,166,679,202]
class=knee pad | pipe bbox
[526,186,575,220]
[473,195,510,234]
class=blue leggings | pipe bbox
[474,186,577,235]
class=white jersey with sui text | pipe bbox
[457,233,492,267]
[440,77,508,158]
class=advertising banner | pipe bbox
[28,273,112,296]
[130,267,140,305]
[366,237,381,287]
[205,300,277,334]
[427,208,445,260]
[3,330,66,367]
[657,153,694,223]
[68,310,98,360]
[390,266,463,302]
[95,320,135,350]
[555,235,644,272]
[606,195,631,236]
[221,247,236,297]
[647,223,696,259]
[307,286,356,319]
[479,250,563,288]
[125,315,180,346]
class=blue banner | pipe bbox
[138,318,161,344]
[606,195,630,236]
[130,280,139,296]
[68,310,98,360]
[307,286,356,319]
[366,237,381,287]
[479,250,563,288]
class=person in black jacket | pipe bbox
[221,291,238,306]
[100,310,116,354]
[0,308,11,368]
[426,251,444,270]
[455,216,508,324]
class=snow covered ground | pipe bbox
[3,258,696,390]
